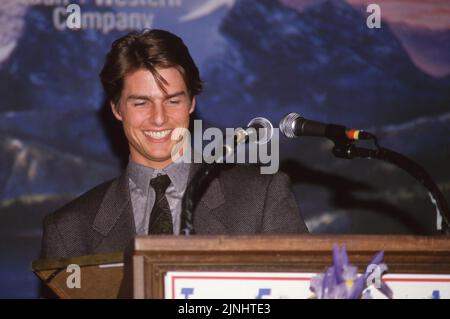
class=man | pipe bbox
[40,29,308,259]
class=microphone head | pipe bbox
[279,112,302,138]
[247,117,273,144]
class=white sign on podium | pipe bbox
[164,271,450,299]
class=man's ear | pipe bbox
[110,102,123,121]
[189,97,196,114]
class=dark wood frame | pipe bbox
[132,235,450,299]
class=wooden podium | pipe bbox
[32,235,450,299]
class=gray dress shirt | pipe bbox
[126,160,190,235]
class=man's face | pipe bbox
[111,67,195,169]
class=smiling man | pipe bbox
[40,29,308,259]
[113,67,194,169]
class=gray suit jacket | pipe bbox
[40,164,308,259]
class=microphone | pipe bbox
[279,112,373,141]
[212,117,274,163]
[181,116,274,235]
[278,114,450,234]
[234,117,274,145]
[222,117,273,160]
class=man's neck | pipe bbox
[129,157,173,170]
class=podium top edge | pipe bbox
[31,235,450,269]
[32,252,124,271]
[133,234,450,253]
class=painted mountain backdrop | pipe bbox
[0,0,449,297]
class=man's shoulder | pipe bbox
[219,164,288,184]
[215,164,291,196]
[44,177,118,226]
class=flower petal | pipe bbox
[369,250,384,265]
[332,244,346,283]
[348,275,366,299]
[378,281,394,299]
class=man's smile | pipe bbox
[143,129,172,142]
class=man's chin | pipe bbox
[137,144,182,166]
[145,152,175,164]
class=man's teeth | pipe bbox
[144,130,171,139]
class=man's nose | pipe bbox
[151,102,167,126]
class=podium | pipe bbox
[32,235,450,298]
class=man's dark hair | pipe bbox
[99,29,203,107]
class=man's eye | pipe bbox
[133,100,146,106]
[168,99,180,104]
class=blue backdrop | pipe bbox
[0,0,449,298]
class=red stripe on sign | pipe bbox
[385,278,450,283]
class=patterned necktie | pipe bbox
[148,174,173,235]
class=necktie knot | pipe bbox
[150,174,171,195]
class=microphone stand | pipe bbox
[331,136,450,235]
[180,162,222,235]
[180,137,238,235]
[180,120,273,235]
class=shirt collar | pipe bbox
[126,158,190,193]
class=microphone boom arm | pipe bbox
[180,117,274,235]
[180,139,234,235]
[331,137,450,234]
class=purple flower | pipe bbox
[310,244,393,299]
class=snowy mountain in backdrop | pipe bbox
[0,134,118,200]
[198,0,450,128]
[0,4,116,113]
[0,4,127,169]
[391,22,450,78]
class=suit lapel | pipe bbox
[187,163,225,208]
[91,173,135,252]
[90,161,229,247]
